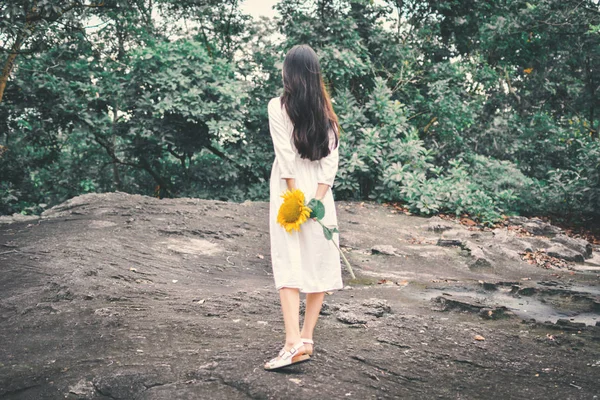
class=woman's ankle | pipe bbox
[285,337,302,348]
[299,331,313,340]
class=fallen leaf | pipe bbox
[474,335,485,341]
[461,218,477,226]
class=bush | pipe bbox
[334,81,536,225]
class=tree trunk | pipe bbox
[111,103,122,190]
[0,33,26,103]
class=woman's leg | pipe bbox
[300,292,325,353]
[279,287,302,349]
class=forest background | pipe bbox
[1,0,599,227]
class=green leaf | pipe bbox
[323,225,333,240]
[307,198,325,220]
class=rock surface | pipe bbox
[0,192,598,400]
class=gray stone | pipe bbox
[469,258,493,270]
[546,244,585,263]
[371,245,406,256]
[336,311,368,325]
[507,216,527,224]
[320,301,332,315]
[556,319,586,328]
[0,213,40,225]
[362,298,392,317]
[518,218,562,236]
[551,234,592,259]
[463,241,494,269]
[427,216,454,233]
[437,239,463,247]
[68,379,95,399]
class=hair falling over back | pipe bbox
[281,44,339,161]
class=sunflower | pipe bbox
[277,189,311,233]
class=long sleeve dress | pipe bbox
[268,96,344,293]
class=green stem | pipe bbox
[316,219,356,279]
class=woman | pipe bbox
[264,44,343,371]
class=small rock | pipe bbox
[198,361,219,370]
[510,217,562,236]
[437,239,463,247]
[336,311,368,325]
[371,245,404,256]
[427,216,454,233]
[478,307,512,320]
[482,282,497,291]
[517,287,536,296]
[320,302,332,316]
[556,319,586,328]
[362,298,392,317]
[474,335,485,341]
[469,258,493,270]
[68,379,95,397]
[551,234,592,259]
[546,244,584,263]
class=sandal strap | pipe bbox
[265,341,309,370]
[301,338,314,345]
[288,341,305,356]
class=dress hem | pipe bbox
[275,284,344,294]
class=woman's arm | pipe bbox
[315,129,339,200]
[314,183,330,200]
[284,178,296,191]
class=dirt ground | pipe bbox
[0,192,599,400]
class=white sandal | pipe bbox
[264,341,311,371]
[301,338,314,356]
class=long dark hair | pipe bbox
[281,44,339,161]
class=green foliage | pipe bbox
[1,0,599,227]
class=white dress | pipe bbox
[268,96,344,293]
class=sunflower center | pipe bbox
[280,200,303,223]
